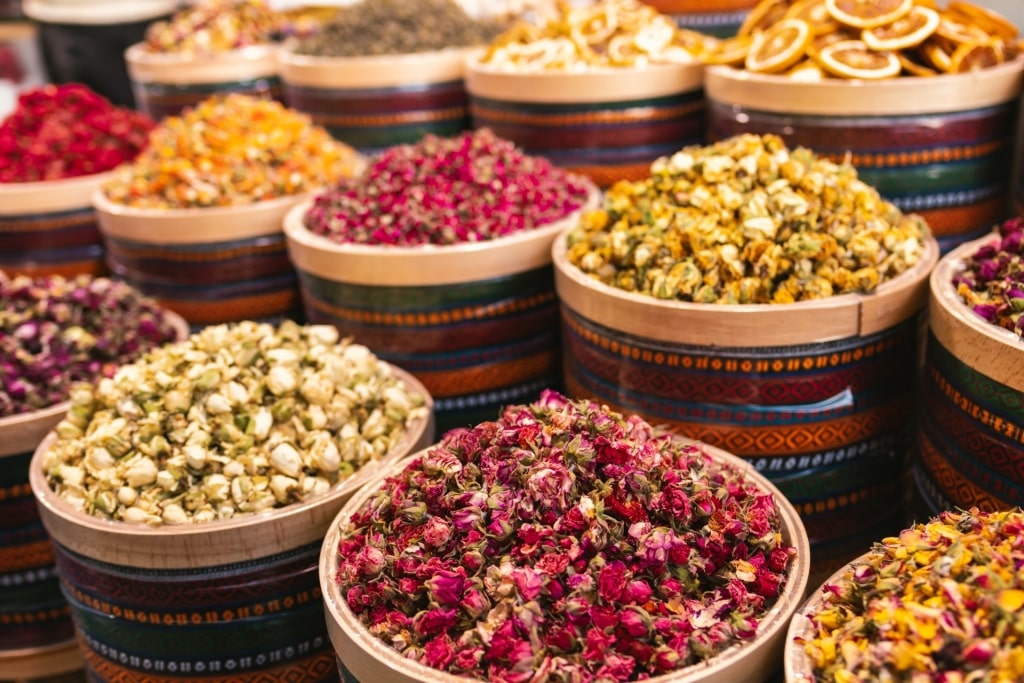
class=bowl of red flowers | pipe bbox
[320,390,811,683]
[0,84,154,278]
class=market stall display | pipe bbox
[95,93,363,327]
[465,0,708,188]
[285,128,597,433]
[555,133,939,581]
[29,320,433,683]
[0,84,154,278]
[278,0,504,152]
[321,392,810,683]
[705,0,1024,253]
[0,273,185,679]
[916,217,1024,514]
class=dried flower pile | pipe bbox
[42,320,428,525]
[294,0,505,58]
[0,273,179,418]
[303,129,592,246]
[143,0,284,55]
[334,390,795,682]
[479,0,707,71]
[102,94,362,209]
[566,133,928,304]
[953,217,1024,338]
[0,84,154,183]
[797,508,1024,682]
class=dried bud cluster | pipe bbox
[567,133,928,304]
[42,320,428,526]
[954,217,1024,338]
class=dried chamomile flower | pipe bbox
[42,320,428,525]
[566,133,928,304]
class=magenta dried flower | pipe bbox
[0,272,179,417]
[335,391,796,681]
[303,128,592,247]
[955,217,1024,337]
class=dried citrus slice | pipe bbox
[936,16,992,45]
[739,0,790,37]
[949,40,1005,72]
[947,1,1019,41]
[862,5,939,51]
[817,39,902,78]
[825,0,913,29]
[807,27,860,58]
[898,51,939,76]
[785,0,840,35]
[920,37,953,71]
[913,0,938,8]
[745,18,813,73]
[704,35,754,65]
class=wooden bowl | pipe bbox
[28,368,433,683]
[915,232,1024,514]
[0,172,113,278]
[124,42,282,119]
[320,439,811,683]
[277,44,476,152]
[465,57,705,188]
[284,184,600,433]
[554,229,940,581]
[705,58,1024,252]
[94,190,313,326]
[0,309,187,674]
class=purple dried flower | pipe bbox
[955,218,1024,337]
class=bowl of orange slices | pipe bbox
[703,0,1024,253]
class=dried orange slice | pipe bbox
[825,0,913,29]
[785,0,840,35]
[739,0,791,37]
[704,35,754,65]
[745,18,814,73]
[920,37,953,71]
[947,1,1019,41]
[807,27,859,58]
[817,39,902,78]
[862,6,939,51]
[937,16,992,47]
[898,51,938,76]
[913,0,938,8]
[949,40,1005,72]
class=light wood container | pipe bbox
[0,310,187,680]
[320,440,811,683]
[277,45,476,153]
[94,191,314,327]
[284,184,599,434]
[0,172,113,278]
[554,230,940,583]
[465,58,705,188]
[125,43,281,120]
[28,370,433,683]
[915,232,1024,515]
[705,58,1024,253]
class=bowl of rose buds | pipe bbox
[914,217,1024,516]
[283,127,599,433]
[321,390,811,683]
